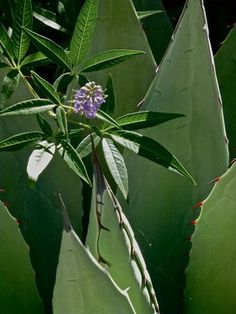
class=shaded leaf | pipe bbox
[20,52,48,67]
[76,133,100,158]
[0,69,20,108]
[58,141,91,185]
[96,109,120,129]
[23,28,71,70]
[80,49,145,72]
[0,22,14,61]
[36,114,53,136]
[12,0,32,62]
[69,0,98,66]
[31,71,61,104]
[0,99,56,116]
[0,201,44,313]
[0,131,44,151]
[100,74,115,114]
[56,106,68,138]
[137,10,162,20]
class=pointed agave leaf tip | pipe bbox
[58,193,72,233]
[208,176,221,184]
[192,201,204,209]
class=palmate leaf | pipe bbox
[76,133,101,158]
[0,69,20,108]
[23,28,71,70]
[80,49,146,72]
[0,131,44,151]
[104,111,184,131]
[96,109,120,129]
[0,23,14,62]
[27,140,56,182]
[102,138,128,199]
[58,141,91,185]
[0,99,56,116]
[20,52,48,68]
[108,130,195,183]
[36,114,53,136]
[69,0,98,66]
[56,107,68,138]
[12,0,32,63]
[31,71,61,104]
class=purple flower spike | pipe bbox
[73,81,106,119]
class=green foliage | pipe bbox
[184,163,236,313]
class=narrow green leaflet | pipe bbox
[69,0,98,66]
[137,10,162,20]
[0,23,14,61]
[23,28,71,70]
[27,140,56,182]
[100,74,115,114]
[76,133,100,158]
[20,52,48,67]
[80,49,146,72]
[53,228,135,314]
[0,131,44,151]
[96,109,120,129]
[109,130,195,183]
[36,114,53,136]
[0,99,56,116]
[31,71,61,104]
[0,201,44,313]
[53,73,73,92]
[102,138,128,199]
[0,69,20,108]
[58,141,91,185]
[104,111,184,131]
[12,0,32,62]
[56,107,68,137]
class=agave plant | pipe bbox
[0,0,235,313]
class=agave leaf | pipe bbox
[0,99,56,116]
[86,162,159,313]
[137,10,162,20]
[12,0,32,62]
[184,163,236,313]
[53,225,135,314]
[215,26,236,160]
[23,28,71,70]
[27,140,56,182]
[80,49,145,72]
[0,201,44,313]
[87,0,156,117]
[118,1,229,312]
[100,74,115,114]
[69,0,98,66]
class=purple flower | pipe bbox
[73,81,106,119]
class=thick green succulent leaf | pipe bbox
[215,26,236,160]
[0,131,44,151]
[0,23,14,61]
[0,69,20,108]
[23,28,71,70]
[137,10,162,20]
[0,72,84,311]
[12,0,32,62]
[132,0,173,63]
[0,99,56,116]
[0,201,44,313]
[80,49,145,72]
[69,0,98,66]
[27,140,55,182]
[56,107,68,138]
[31,71,61,104]
[86,0,156,117]
[58,141,91,185]
[104,111,184,131]
[184,163,236,314]
[109,130,194,183]
[53,227,135,314]
[102,138,128,199]
[20,52,48,67]
[86,163,159,313]
[76,132,100,158]
[118,1,229,313]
